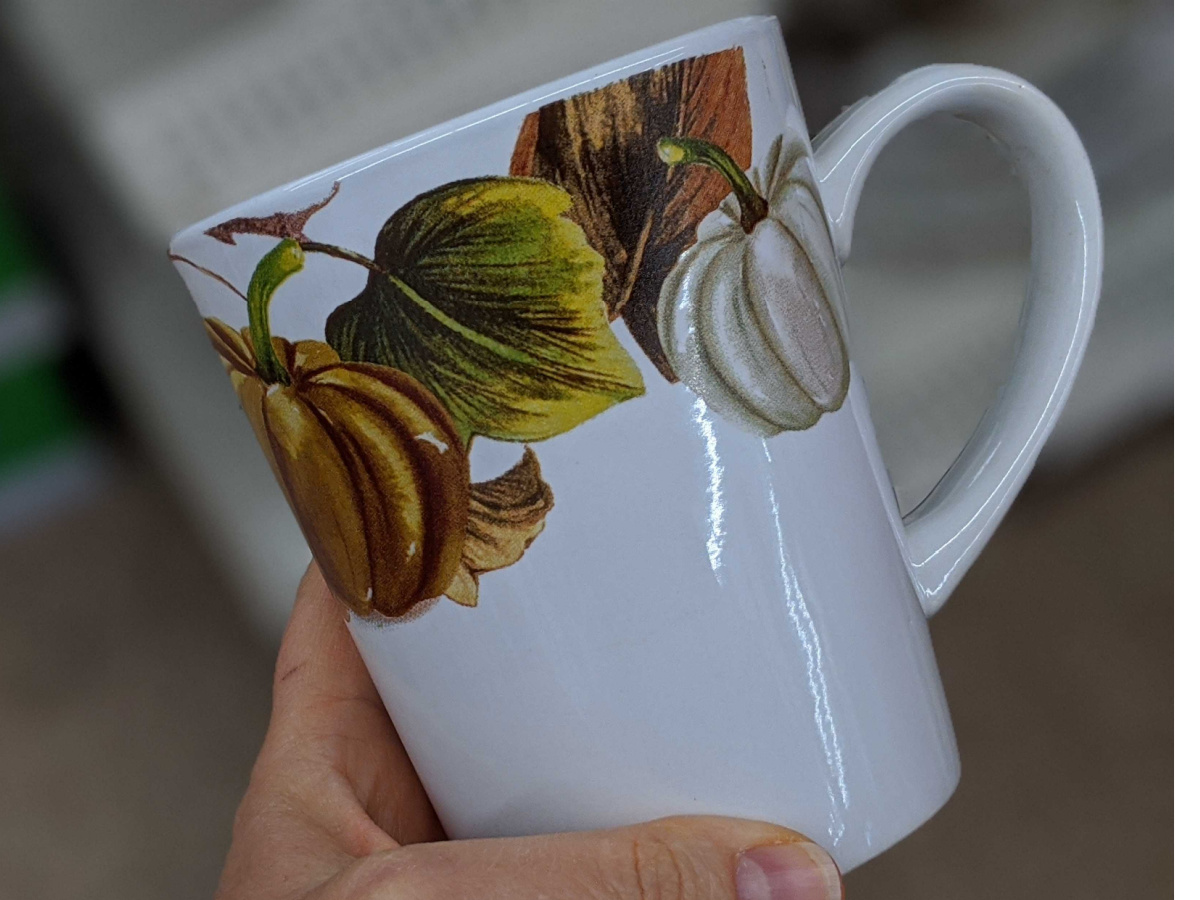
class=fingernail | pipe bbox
[736,841,843,900]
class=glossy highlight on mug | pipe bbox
[692,396,728,582]
[765,442,850,844]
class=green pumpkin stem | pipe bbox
[246,239,306,385]
[657,136,768,233]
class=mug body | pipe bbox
[171,16,959,871]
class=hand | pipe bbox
[216,563,844,900]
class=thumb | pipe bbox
[316,815,843,900]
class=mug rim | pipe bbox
[169,14,782,251]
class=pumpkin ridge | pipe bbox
[204,319,257,377]
[307,375,467,612]
[305,388,427,616]
[699,242,798,428]
[290,391,378,615]
[326,377,467,594]
[737,232,821,412]
[332,362,466,454]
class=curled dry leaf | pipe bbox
[204,182,340,246]
[510,47,752,381]
[445,447,555,607]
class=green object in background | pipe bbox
[0,192,36,288]
[0,359,81,479]
[0,184,97,528]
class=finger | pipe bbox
[269,561,378,732]
[316,815,843,900]
[258,562,443,846]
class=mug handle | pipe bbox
[811,65,1102,617]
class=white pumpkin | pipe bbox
[656,111,850,436]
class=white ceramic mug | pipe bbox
[171,16,1101,871]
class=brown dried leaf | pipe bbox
[444,447,555,607]
[204,182,340,245]
[510,48,751,381]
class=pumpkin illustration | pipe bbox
[656,112,851,435]
[204,240,470,617]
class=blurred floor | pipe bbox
[850,421,1173,898]
[0,457,272,898]
[0,422,1171,899]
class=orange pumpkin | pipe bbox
[205,317,470,617]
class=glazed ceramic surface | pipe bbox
[171,17,1101,870]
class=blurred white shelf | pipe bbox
[838,1,1172,510]
[15,0,772,243]
[846,191,1173,514]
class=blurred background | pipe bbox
[0,0,1170,897]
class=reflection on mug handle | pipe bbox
[812,64,1103,616]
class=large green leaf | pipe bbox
[326,177,645,442]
